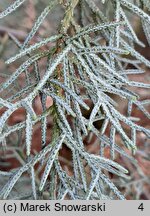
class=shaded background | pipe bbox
[0,0,150,199]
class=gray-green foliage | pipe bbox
[0,0,150,200]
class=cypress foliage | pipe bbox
[0,0,149,200]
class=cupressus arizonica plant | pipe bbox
[0,0,150,200]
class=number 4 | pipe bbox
[138,203,144,211]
